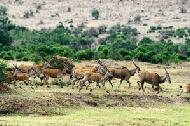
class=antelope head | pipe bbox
[164,68,171,84]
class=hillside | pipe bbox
[1,0,190,28]
[1,0,190,64]
[2,0,190,42]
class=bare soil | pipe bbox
[0,90,189,115]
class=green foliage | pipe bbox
[134,15,141,23]
[149,26,157,32]
[98,25,107,34]
[0,5,7,16]
[75,49,94,60]
[23,10,34,18]
[159,30,175,39]
[91,9,99,20]
[0,62,7,83]
[176,28,186,38]
[0,16,190,64]
[0,17,15,45]
[139,37,154,45]
[0,29,12,45]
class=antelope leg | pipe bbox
[140,82,145,92]
[118,79,124,88]
[137,81,141,90]
[108,79,113,88]
[127,81,131,88]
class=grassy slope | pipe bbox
[0,104,189,126]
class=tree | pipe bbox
[91,9,100,20]
[75,49,94,60]
[0,5,7,16]
[0,29,12,45]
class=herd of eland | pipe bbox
[2,57,190,94]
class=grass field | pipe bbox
[0,61,190,126]
[0,104,190,126]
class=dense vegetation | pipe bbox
[1,6,190,64]
[0,62,7,83]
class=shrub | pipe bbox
[95,45,111,59]
[0,62,7,83]
[91,9,99,20]
[75,49,94,60]
[24,10,34,18]
[86,27,99,37]
[98,25,107,34]
[134,15,141,23]
[149,26,157,33]
[176,29,186,38]
[180,7,187,13]
[139,37,154,45]
[0,29,12,45]
[0,5,7,16]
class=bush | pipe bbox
[139,37,154,45]
[176,29,186,38]
[91,9,99,20]
[0,29,12,45]
[75,49,94,60]
[0,62,7,83]
[24,10,34,18]
[149,26,157,33]
[180,7,187,13]
[85,27,99,37]
[95,45,111,59]
[134,15,141,23]
[0,5,7,16]
[98,25,107,34]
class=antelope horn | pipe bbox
[164,67,169,74]
[132,60,139,68]
[97,60,104,66]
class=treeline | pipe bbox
[1,7,190,64]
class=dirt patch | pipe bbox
[0,84,14,93]
[0,92,189,115]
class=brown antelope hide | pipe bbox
[70,66,98,88]
[107,66,138,88]
[137,68,171,93]
[39,68,65,88]
[180,84,190,93]
[79,71,113,93]
[4,69,34,88]
[96,60,139,88]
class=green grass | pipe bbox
[0,104,189,126]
